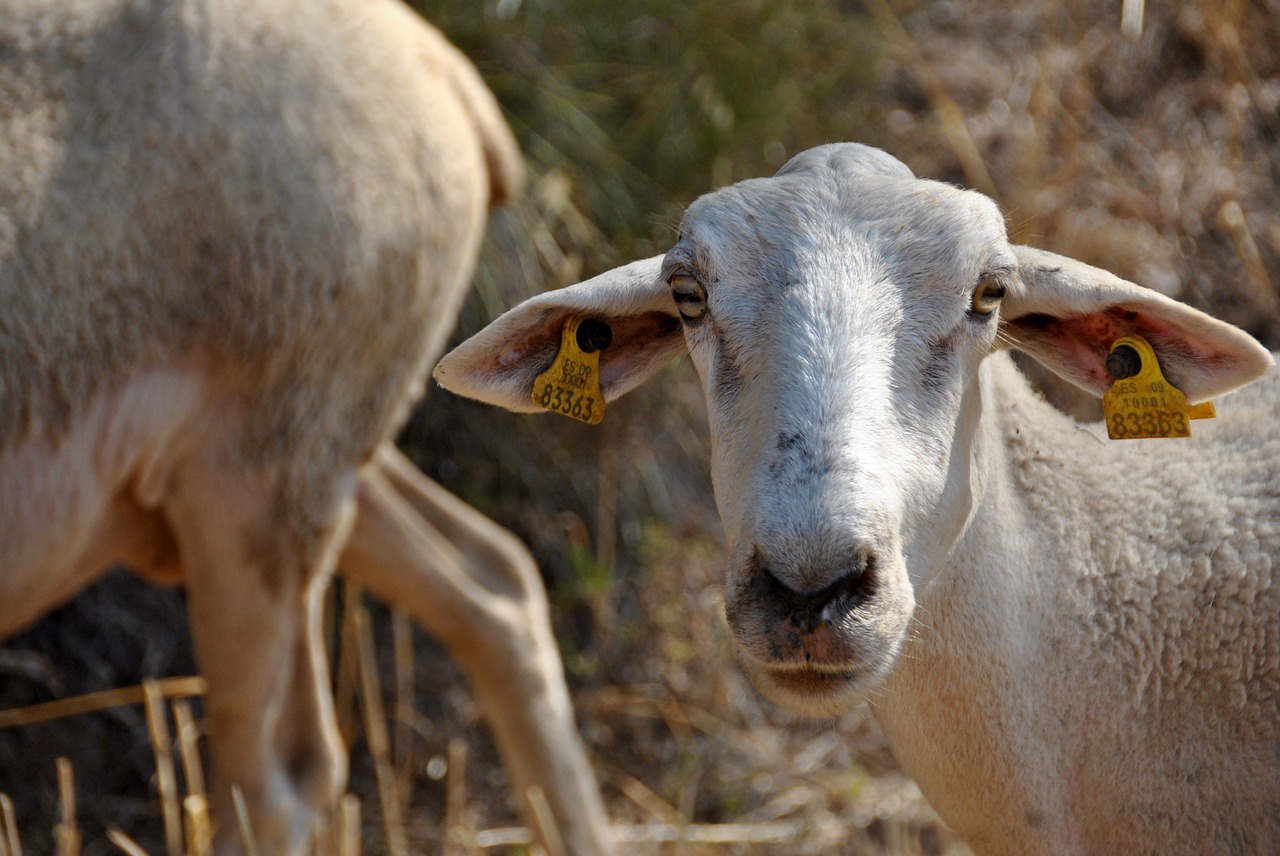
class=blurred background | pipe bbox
[2,0,1278,852]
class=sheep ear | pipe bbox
[433,256,685,412]
[1003,246,1273,402]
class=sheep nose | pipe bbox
[755,548,876,633]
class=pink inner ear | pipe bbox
[471,308,683,395]
[597,312,684,392]
[1010,304,1241,392]
[484,309,562,377]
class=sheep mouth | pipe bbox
[738,657,877,717]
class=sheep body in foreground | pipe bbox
[0,1,609,853]
[435,142,1280,854]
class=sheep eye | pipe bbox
[970,275,1006,316]
[669,273,707,320]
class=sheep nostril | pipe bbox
[758,551,876,633]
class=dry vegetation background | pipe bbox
[2,0,1280,853]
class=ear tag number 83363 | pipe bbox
[1101,335,1216,440]
[531,315,611,425]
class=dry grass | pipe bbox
[0,573,962,854]
[0,635,368,856]
[3,0,1279,853]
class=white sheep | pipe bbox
[435,142,1280,854]
[0,0,610,853]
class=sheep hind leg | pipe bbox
[340,444,612,856]
[163,454,351,856]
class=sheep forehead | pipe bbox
[676,170,1011,301]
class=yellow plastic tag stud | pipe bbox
[1101,335,1216,440]
[531,316,610,424]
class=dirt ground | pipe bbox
[2,0,1278,853]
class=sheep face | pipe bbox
[660,148,1015,715]
[435,143,1017,716]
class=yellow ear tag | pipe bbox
[1101,335,1216,440]
[530,316,609,425]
